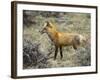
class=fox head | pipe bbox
[40,21,56,34]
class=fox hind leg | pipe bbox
[73,43,77,50]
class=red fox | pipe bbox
[40,21,86,60]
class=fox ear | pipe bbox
[46,21,52,28]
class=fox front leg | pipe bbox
[54,46,58,60]
[60,46,63,59]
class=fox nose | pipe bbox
[39,30,42,34]
[39,30,44,34]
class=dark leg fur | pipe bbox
[54,46,58,60]
[73,44,77,50]
[60,46,63,59]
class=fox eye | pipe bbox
[43,27,47,30]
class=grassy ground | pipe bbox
[23,10,91,69]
